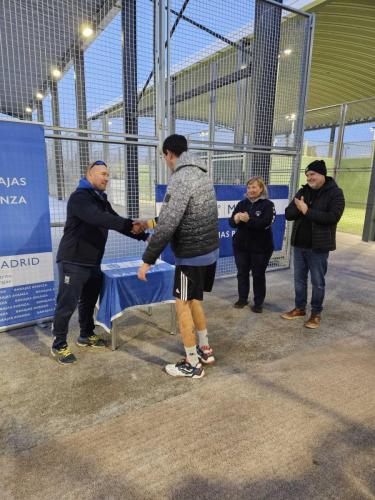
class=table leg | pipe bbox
[170,303,177,335]
[111,319,118,351]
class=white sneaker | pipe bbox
[165,359,205,378]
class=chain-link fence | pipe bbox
[0,0,313,279]
[304,97,375,236]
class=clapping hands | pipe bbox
[234,211,250,224]
[294,196,308,215]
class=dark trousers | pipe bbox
[52,262,103,349]
[294,247,329,314]
[234,250,273,306]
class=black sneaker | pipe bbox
[165,359,205,378]
[77,334,106,348]
[197,345,215,365]
[234,300,248,308]
[251,305,263,313]
[51,345,77,364]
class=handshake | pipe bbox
[131,218,157,235]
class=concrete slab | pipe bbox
[1,233,374,499]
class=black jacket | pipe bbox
[285,177,345,251]
[229,198,275,253]
[56,188,147,265]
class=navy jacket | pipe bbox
[285,177,345,251]
[229,198,275,254]
[56,181,147,265]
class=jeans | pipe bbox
[52,262,103,349]
[234,250,273,307]
[293,247,329,314]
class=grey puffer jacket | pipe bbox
[142,152,219,265]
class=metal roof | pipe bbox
[0,0,116,118]
[305,0,375,109]
[90,0,375,131]
[0,0,374,129]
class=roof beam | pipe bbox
[35,0,118,111]
[139,64,252,117]
[138,0,246,104]
[138,0,191,103]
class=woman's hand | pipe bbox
[234,213,242,224]
[240,212,250,222]
[234,212,249,223]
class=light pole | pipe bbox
[370,127,375,155]
[286,113,296,146]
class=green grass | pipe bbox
[276,156,371,236]
[337,207,366,236]
[138,164,155,202]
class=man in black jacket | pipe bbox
[51,160,148,364]
[281,160,345,329]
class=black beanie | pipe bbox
[305,160,327,176]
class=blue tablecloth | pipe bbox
[95,257,175,332]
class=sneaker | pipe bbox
[280,308,306,320]
[51,345,77,364]
[197,345,215,365]
[251,305,263,313]
[77,334,106,348]
[234,300,248,308]
[304,313,321,329]
[165,359,205,378]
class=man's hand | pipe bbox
[132,219,156,234]
[131,221,145,234]
[294,196,308,215]
[138,262,151,281]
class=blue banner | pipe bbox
[0,121,55,329]
[156,184,288,264]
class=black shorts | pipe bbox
[173,263,216,301]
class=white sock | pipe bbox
[197,329,209,348]
[185,345,199,367]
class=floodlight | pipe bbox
[52,67,62,79]
[81,24,94,38]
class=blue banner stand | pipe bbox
[0,121,55,332]
[155,184,289,265]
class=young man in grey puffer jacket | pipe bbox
[138,134,219,378]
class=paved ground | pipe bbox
[1,233,374,499]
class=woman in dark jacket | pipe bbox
[229,177,275,313]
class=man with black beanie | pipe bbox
[281,160,345,328]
